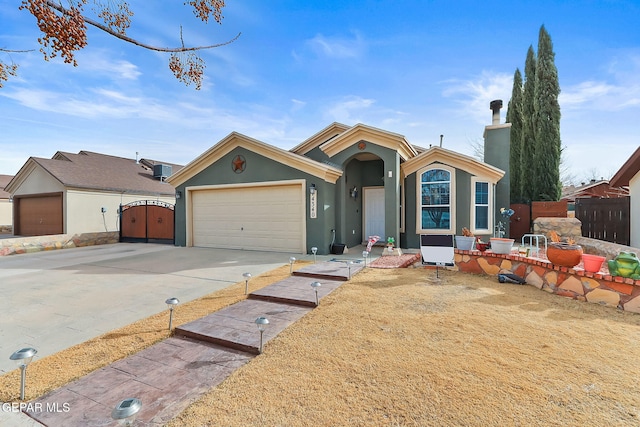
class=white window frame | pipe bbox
[471,177,492,235]
[415,165,455,234]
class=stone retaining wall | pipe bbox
[454,249,640,314]
[0,232,119,256]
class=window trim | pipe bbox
[471,177,492,235]
[415,165,456,234]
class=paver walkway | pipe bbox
[24,260,364,426]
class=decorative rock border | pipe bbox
[453,249,640,314]
[0,232,119,256]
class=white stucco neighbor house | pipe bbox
[610,146,640,248]
[5,151,182,237]
[0,174,13,232]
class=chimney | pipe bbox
[490,99,503,125]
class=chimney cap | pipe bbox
[490,100,503,111]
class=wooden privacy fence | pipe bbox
[575,197,630,246]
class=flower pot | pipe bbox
[490,238,515,255]
[546,242,583,268]
[582,253,606,273]
[455,235,475,251]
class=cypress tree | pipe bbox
[521,46,537,201]
[506,68,524,202]
[533,25,562,201]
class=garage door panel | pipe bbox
[191,184,304,252]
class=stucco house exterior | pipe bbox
[5,151,181,237]
[0,174,13,233]
[168,105,509,255]
[610,146,640,248]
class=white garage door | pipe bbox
[190,183,305,253]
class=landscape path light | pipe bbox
[362,251,369,267]
[111,397,142,426]
[310,281,322,306]
[165,297,179,331]
[311,247,318,263]
[255,316,270,354]
[242,272,252,295]
[348,260,354,279]
[289,257,296,274]
[10,347,37,400]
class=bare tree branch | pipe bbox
[44,0,241,53]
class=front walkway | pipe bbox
[25,261,365,426]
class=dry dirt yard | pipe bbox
[3,264,640,426]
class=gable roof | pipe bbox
[401,146,504,183]
[290,122,351,156]
[5,151,182,196]
[0,174,13,199]
[610,146,640,187]
[561,179,628,201]
[166,132,344,187]
[319,123,419,161]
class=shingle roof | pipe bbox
[19,151,183,196]
[0,174,13,199]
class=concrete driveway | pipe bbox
[0,243,318,375]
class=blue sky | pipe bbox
[1,0,639,184]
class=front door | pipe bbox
[364,187,385,242]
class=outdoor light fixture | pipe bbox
[311,247,318,263]
[165,297,179,331]
[309,183,317,194]
[289,257,296,274]
[175,190,182,199]
[111,397,142,426]
[242,272,252,295]
[310,281,322,306]
[255,316,270,354]
[348,260,354,279]
[362,251,369,267]
[350,186,358,199]
[10,347,37,400]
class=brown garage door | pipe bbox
[15,193,63,236]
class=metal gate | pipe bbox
[119,200,174,243]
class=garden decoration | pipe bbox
[386,237,395,252]
[455,227,476,251]
[496,207,515,238]
[546,231,583,268]
[366,235,380,252]
[607,252,640,279]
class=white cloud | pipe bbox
[306,31,365,59]
[441,71,513,124]
[323,95,376,123]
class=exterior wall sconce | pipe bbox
[10,347,37,400]
[350,187,358,199]
[165,297,179,331]
[309,183,316,194]
[112,397,142,425]
[175,190,182,199]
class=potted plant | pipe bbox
[386,237,395,253]
[455,227,476,251]
[546,231,583,268]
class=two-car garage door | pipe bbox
[190,182,305,253]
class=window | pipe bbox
[472,178,491,234]
[418,167,453,232]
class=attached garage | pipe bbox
[15,193,63,236]
[188,181,305,252]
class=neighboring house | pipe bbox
[5,151,182,237]
[610,146,640,248]
[168,109,508,254]
[561,179,629,203]
[0,174,13,232]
